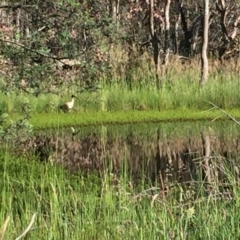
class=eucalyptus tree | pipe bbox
[200,0,209,86]
[163,0,171,66]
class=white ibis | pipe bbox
[59,95,79,113]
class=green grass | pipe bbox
[28,109,240,129]
[1,73,240,116]
[0,152,240,239]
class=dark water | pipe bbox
[17,121,240,191]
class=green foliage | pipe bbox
[0,0,116,93]
[0,92,33,146]
[0,151,239,239]
[0,111,33,142]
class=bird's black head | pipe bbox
[71,94,79,100]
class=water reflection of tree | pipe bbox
[17,128,240,197]
[155,128,198,191]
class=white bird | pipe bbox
[71,127,81,141]
[59,95,79,113]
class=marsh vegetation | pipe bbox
[1,121,240,239]
[1,0,240,239]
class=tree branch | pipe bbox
[216,0,230,41]
[0,4,35,10]
[178,0,188,32]
[0,38,82,61]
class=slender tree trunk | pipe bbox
[200,0,209,86]
[174,11,181,54]
[149,0,154,37]
[149,0,160,89]
[110,0,119,24]
[163,0,171,65]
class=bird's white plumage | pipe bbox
[60,95,77,113]
[66,97,74,109]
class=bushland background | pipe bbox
[0,0,239,95]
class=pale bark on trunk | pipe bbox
[200,0,209,86]
[149,0,160,89]
[110,0,119,24]
[163,0,171,65]
[0,1,14,26]
[149,0,154,37]
[174,11,181,54]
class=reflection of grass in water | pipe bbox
[0,150,239,239]
[34,120,240,144]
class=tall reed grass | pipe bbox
[1,69,240,114]
[0,147,240,239]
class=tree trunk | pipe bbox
[110,0,119,24]
[200,0,209,86]
[149,0,160,89]
[163,0,171,65]
[0,1,14,27]
[174,11,181,54]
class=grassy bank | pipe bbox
[0,153,239,239]
[29,109,240,129]
[0,73,239,129]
